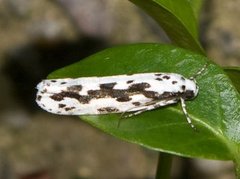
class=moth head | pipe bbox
[182,79,199,100]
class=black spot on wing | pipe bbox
[116,96,132,102]
[67,85,82,92]
[161,92,173,98]
[97,107,119,113]
[142,91,159,99]
[172,81,177,84]
[182,85,186,91]
[37,95,42,101]
[50,93,64,101]
[156,90,196,101]
[128,83,151,92]
[163,75,170,80]
[155,78,163,81]
[132,102,141,106]
[50,91,91,104]
[100,82,117,90]
[127,80,134,84]
[65,107,76,111]
[88,87,132,102]
[58,104,66,108]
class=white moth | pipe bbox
[36,64,208,129]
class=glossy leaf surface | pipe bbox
[129,0,205,54]
[48,44,240,160]
[224,67,240,93]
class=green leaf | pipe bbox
[224,67,240,93]
[129,0,205,54]
[49,44,240,161]
[187,0,204,19]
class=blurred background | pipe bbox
[0,0,239,178]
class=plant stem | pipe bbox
[155,152,173,179]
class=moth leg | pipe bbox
[118,99,176,127]
[121,100,166,118]
[121,107,148,118]
[117,107,152,127]
[118,102,158,127]
[180,98,196,130]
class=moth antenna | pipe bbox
[180,98,197,131]
[190,63,209,80]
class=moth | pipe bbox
[36,64,207,129]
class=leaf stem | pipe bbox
[155,152,173,179]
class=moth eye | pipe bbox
[183,90,195,100]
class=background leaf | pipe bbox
[49,44,240,160]
[129,0,205,54]
[187,0,204,19]
[224,67,240,93]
